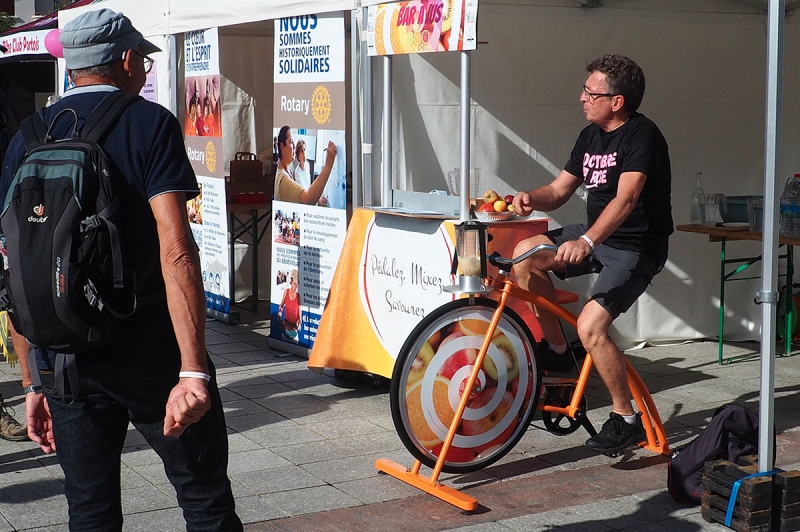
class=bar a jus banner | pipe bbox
[270,12,348,351]
[182,28,231,315]
[366,0,479,56]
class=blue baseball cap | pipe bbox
[60,9,160,70]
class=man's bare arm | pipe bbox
[512,170,583,216]
[555,171,647,265]
[150,192,211,436]
[10,321,56,453]
[583,171,646,245]
[151,192,207,373]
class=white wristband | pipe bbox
[580,234,595,250]
[179,371,211,381]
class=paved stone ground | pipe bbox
[0,315,797,531]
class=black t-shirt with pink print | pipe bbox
[564,112,673,261]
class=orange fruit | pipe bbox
[458,318,501,338]
[389,9,404,54]
[405,376,455,448]
[374,10,387,55]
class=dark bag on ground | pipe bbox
[667,402,773,504]
[0,91,140,352]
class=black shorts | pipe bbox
[544,224,666,319]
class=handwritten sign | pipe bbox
[359,214,455,357]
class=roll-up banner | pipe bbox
[182,28,231,315]
[270,13,348,351]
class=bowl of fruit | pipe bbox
[474,190,516,221]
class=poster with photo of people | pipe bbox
[184,75,222,138]
[270,206,347,347]
[270,12,349,351]
[182,27,231,315]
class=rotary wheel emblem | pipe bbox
[205,141,217,173]
[311,85,332,125]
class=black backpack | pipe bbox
[667,403,772,504]
[0,91,140,353]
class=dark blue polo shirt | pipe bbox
[0,86,199,364]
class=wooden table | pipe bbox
[676,224,798,363]
[227,201,272,313]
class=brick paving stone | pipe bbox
[232,465,326,495]
[262,485,360,516]
[0,329,798,532]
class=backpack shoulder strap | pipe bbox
[19,112,48,152]
[81,91,141,144]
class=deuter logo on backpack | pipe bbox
[28,203,47,223]
[0,92,141,352]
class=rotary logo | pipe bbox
[205,141,217,173]
[311,85,332,125]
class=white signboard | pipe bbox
[358,214,455,357]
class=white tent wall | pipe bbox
[370,1,791,348]
[53,0,794,346]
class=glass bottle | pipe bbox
[780,174,800,238]
[690,171,705,225]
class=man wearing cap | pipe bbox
[1,9,242,530]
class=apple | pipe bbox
[507,204,516,213]
[458,378,481,404]
[493,199,508,212]
[474,421,517,459]
[477,202,495,213]
[504,194,515,204]
[429,442,477,463]
[462,389,515,436]
[438,347,478,380]
[439,329,464,347]
[483,189,499,204]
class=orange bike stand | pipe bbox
[374,458,478,512]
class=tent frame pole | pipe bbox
[381,55,391,207]
[459,51,471,222]
[759,0,784,474]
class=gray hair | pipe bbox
[68,62,117,81]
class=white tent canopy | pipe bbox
[62,0,356,35]
[56,0,794,346]
[56,0,789,471]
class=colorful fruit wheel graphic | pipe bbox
[390,298,541,473]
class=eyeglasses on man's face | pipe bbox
[582,85,617,102]
[124,49,154,75]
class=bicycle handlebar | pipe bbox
[488,243,558,269]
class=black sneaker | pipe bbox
[585,412,646,455]
[537,341,575,373]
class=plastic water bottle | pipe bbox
[690,171,705,225]
[779,174,800,237]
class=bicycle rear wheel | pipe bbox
[390,298,541,473]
